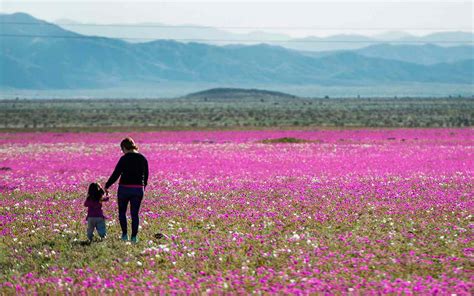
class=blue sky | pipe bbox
[2,1,472,37]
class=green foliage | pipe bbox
[0,96,473,130]
[260,137,312,144]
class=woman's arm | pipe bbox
[144,157,149,189]
[105,157,124,189]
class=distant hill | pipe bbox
[399,31,474,45]
[54,19,290,45]
[355,44,474,65]
[1,13,473,90]
[281,34,376,52]
[183,88,299,101]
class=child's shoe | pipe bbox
[121,234,128,241]
[131,236,138,244]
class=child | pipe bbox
[84,183,109,241]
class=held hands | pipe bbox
[102,187,110,202]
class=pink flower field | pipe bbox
[0,129,473,294]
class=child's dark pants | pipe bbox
[117,186,144,238]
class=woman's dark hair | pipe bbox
[87,183,105,202]
[121,137,138,151]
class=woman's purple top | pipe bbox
[84,197,109,220]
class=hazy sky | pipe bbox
[1,0,472,37]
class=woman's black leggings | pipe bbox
[117,186,144,237]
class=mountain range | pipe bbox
[54,18,474,52]
[303,44,474,65]
[1,13,473,90]
[281,32,473,52]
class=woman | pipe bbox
[105,137,148,243]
